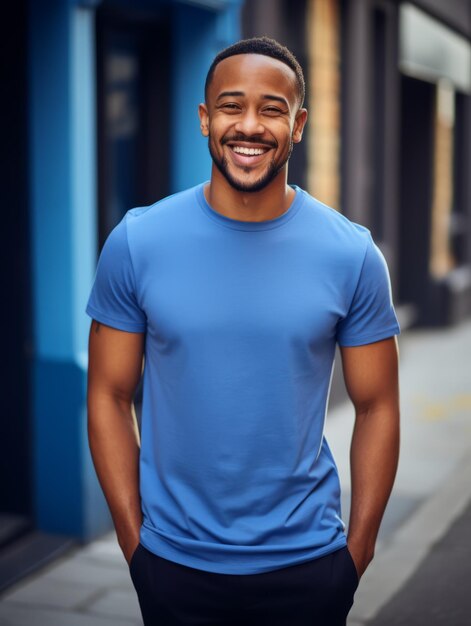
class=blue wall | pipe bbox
[28,0,241,540]
[29,0,106,539]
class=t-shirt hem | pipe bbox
[86,304,146,333]
[337,325,400,347]
[139,526,347,575]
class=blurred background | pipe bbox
[1,0,470,621]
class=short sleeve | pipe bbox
[86,216,146,333]
[336,235,400,346]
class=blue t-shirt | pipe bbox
[87,183,400,574]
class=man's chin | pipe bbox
[221,164,280,193]
[226,176,271,193]
[209,145,281,193]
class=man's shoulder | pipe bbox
[298,188,371,249]
[126,184,202,223]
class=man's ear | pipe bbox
[198,103,209,137]
[292,108,308,144]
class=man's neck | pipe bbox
[204,168,295,223]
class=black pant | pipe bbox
[129,544,359,626]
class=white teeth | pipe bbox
[232,146,266,156]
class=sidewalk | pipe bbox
[0,535,141,625]
[1,319,471,625]
[371,496,471,625]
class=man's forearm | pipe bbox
[347,403,400,576]
[88,393,142,563]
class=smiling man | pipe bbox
[87,37,400,626]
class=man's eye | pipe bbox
[220,103,240,111]
[264,107,283,114]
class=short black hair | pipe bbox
[204,36,305,107]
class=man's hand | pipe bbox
[87,320,145,566]
[341,337,400,580]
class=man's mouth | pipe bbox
[231,146,267,156]
[224,141,274,167]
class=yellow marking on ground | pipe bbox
[412,393,471,422]
[451,394,471,411]
[421,403,448,421]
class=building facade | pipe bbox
[2,0,241,588]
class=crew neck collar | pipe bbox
[196,182,304,232]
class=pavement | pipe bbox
[1,319,471,625]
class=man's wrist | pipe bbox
[115,515,142,565]
[347,534,375,579]
[119,530,141,565]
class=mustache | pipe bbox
[221,134,277,149]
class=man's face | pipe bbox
[199,54,307,193]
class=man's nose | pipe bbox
[234,110,265,136]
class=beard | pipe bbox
[208,135,293,193]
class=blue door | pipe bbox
[96,6,171,246]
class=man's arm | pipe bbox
[87,320,145,564]
[339,336,400,579]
